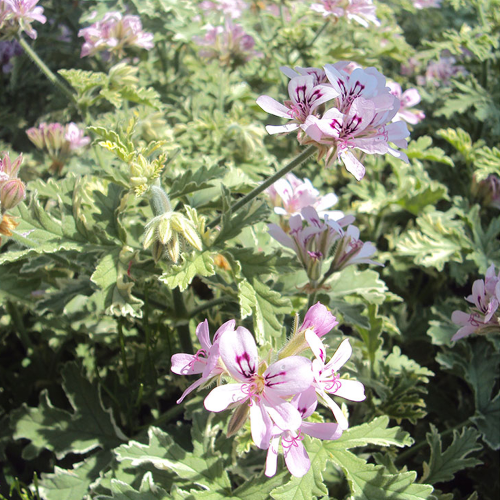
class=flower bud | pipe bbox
[1,178,26,211]
[167,232,180,263]
[0,151,23,178]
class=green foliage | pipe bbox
[421,425,482,484]
[10,363,125,460]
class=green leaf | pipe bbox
[10,363,125,460]
[421,425,482,484]
[329,300,370,329]
[329,450,433,500]
[38,451,112,500]
[168,165,227,199]
[115,420,231,493]
[96,472,170,500]
[436,342,500,449]
[465,205,500,272]
[356,305,384,365]
[406,136,453,166]
[59,68,107,95]
[213,186,270,245]
[474,146,500,181]
[436,128,475,163]
[237,278,291,343]
[90,248,144,318]
[330,416,413,450]
[159,251,216,292]
[396,209,471,271]
[328,267,391,305]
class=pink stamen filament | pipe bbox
[282,431,304,451]
[324,373,342,392]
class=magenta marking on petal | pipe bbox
[264,371,287,388]
[468,313,481,327]
[236,352,256,378]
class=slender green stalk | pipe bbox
[172,288,194,354]
[208,145,317,229]
[17,35,76,105]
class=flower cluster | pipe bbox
[419,56,467,87]
[0,151,26,243]
[26,122,90,174]
[266,173,344,221]
[387,82,425,125]
[171,303,365,477]
[0,39,22,72]
[451,264,500,341]
[78,11,154,59]
[310,0,380,28]
[257,63,410,181]
[0,0,46,40]
[269,206,380,284]
[199,0,248,18]
[193,20,259,66]
[143,186,203,263]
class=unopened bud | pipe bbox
[158,217,172,245]
[1,178,26,211]
[151,240,165,263]
[167,232,180,263]
[0,151,23,178]
[227,403,250,438]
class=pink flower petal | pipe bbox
[301,421,343,440]
[219,326,258,382]
[250,401,273,449]
[204,383,247,412]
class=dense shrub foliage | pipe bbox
[0,0,499,499]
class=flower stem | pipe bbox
[189,296,232,318]
[290,20,330,66]
[208,145,317,229]
[172,288,194,354]
[16,35,76,105]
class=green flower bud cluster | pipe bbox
[143,186,203,263]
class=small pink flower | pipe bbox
[198,0,248,18]
[265,388,342,477]
[193,20,260,65]
[257,74,338,135]
[311,0,380,28]
[78,11,153,58]
[452,265,500,341]
[171,319,235,403]
[307,336,365,429]
[387,82,425,125]
[65,123,91,150]
[0,0,46,39]
[204,326,314,448]
[266,173,343,220]
[423,56,467,86]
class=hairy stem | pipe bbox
[17,35,76,105]
[208,145,317,229]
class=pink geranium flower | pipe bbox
[413,0,442,8]
[193,20,260,65]
[307,336,366,429]
[311,0,380,28]
[171,319,235,403]
[79,11,154,58]
[387,82,425,125]
[257,62,410,181]
[204,326,314,448]
[451,264,500,341]
[266,173,344,221]
[257,75,338,135]
[268,206,354,282]
[265,388,342,477]
[0,0,46,39]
